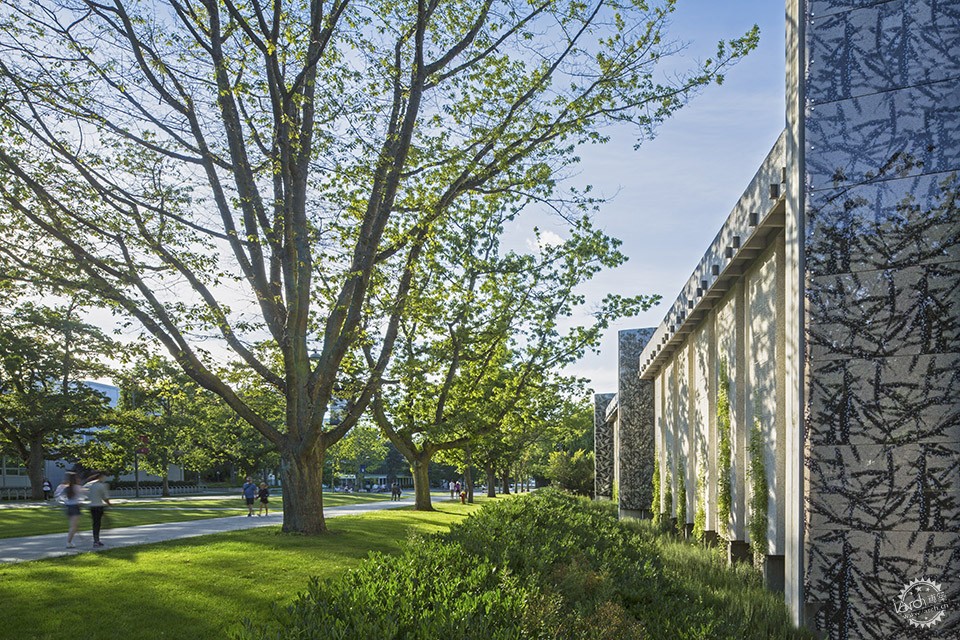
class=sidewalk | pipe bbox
[0,497,418,564]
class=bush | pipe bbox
[237,489,809,640]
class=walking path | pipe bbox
[0,496,418,564]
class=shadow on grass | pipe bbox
[0,503,480,640]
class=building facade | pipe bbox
[596,2,959,637]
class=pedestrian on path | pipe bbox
[54,472,85,548]
[42,478,52,500]
[84,471,111,547]
[257,483,270,516]
[242,477,257,517]
[391,482,401,501]
[448,480,455,498]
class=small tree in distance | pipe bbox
[0,300,115,498]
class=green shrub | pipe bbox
[238,489,810,640]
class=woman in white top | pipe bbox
[84,471,111,547]
[54,472,86,548]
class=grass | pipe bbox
[624,518,815,639]
[0,500,485,640]
[0,491,397,539]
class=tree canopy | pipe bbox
[0,0,757,532]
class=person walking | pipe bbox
[41,478,52,501]
[257,482,270,516]
[448,480,455,498]
[391,482,401,501]
[84,471,111,548]
[54,472,86,548]
[242,476,257,517]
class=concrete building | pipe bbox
[596,2,959,638]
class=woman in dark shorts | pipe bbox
[54,472,85,548]
[257,483,270,516]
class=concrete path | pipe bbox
[0,497,418,564]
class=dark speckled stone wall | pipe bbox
[594,393,616,499]
[617,329,655,515]
[804,1,960,637]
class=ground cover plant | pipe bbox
[0,492,396,539]
[0,501,481,640]
[239,490,812,640]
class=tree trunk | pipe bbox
[27,435,45,500]
[411,457,434,511]
[464,457,474,504]
[486,464,496,498]
[280,446,327,534]
[501,469,510,495]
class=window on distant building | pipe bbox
[1,456,29,477]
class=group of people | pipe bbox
[53,471,111,549]
[447,480,467,503]
[241,477,271,517]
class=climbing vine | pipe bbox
[748,414,768,559]
[716,359,732,539]
[663,467,673,531]
[676,456,686,537]
[651,450,661,526]
[693,460,706,542]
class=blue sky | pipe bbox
[565,1,787,393]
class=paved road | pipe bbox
[0,497,418,564]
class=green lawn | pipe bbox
[0,501,484,640]
[0,491,398,539]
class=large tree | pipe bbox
[0,0,756,532]
[0,300,115,498]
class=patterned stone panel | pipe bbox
[807,442,960,531]
[804,529,960,638]
[808,1,902,19]
[803,2,960,637]
[807,1,960,106]
[806,171,960,278]
[807,354,960,446]
[807,261,960,362]
[593,393,615,499]
[805,80,960,192]
[617,328,655,514]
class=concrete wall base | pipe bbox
[728,540,751,565]
[703,530,719,547]
[619,508,648,520]
[683,523,694,540]
[764,555,785,593]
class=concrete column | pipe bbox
[784,0,805,626]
